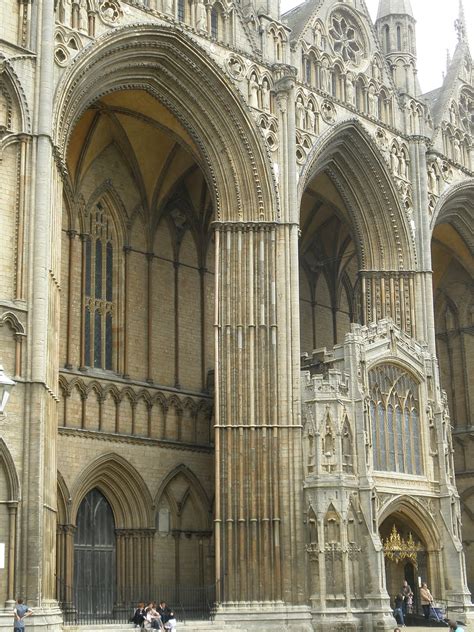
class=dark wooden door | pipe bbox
[74,488,116,618]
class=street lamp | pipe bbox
[0,365,15,416]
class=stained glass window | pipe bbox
[83,203,114,371]
[211,6,218,39]
[369,364,422,475]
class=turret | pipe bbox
[375,0,420,96]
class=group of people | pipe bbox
[131,601,177,631]
[392,579,465,630]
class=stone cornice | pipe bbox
[58,426,214,453]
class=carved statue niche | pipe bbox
[322,413,336,472]
[368,84,377,117]
[57,0,72,27]
[248,72,259,109]
[398,147,408,179]
[195,0,207,32]
[345,72,355,105]
[319,58,330,92]
[261,78,271,113]
[308,505,318,546]
[78,0,88,32]
[390,145,399,175]
[342,416,354,474]
[306,100,317,133]
[314,21,323,49]
[296,94,306,129]
[324,505,344,596]
[324,505,341,544]
[427,160,439,194]
[453,137,462,164]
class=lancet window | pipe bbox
[369,364,422,475]
[84,202,115,371]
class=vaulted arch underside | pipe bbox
[431,183,474,596]
[53,25,277,223]
[299,122,417,353]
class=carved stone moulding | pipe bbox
[99,0,122,25]
[226,54,246,81]
[321,99,336,124]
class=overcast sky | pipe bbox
[281,0,474,94]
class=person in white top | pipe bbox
[164,612,177,631]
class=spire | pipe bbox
[454,0,466,42]
[377,0,414,21]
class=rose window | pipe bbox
[328,13,364,66]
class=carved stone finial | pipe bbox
[454,0,466,42]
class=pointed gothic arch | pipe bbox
[155,463,211,519]
[53,25,277,223]
[0,438,20,502]
[431,179,474,254]
[378,495,440,552]
[57,469,71,524]
[299,119,416,272]
[70,453,153,528]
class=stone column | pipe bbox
[409,136,436,352]
[6,501,18,608]
[15,0,62,624]
[214,64,310,631]
[15,134,30,301]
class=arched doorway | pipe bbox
[74,489,116,617]
[380,514,427,616]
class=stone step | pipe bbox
[63,624,242,632]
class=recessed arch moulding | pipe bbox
[52,24,311,630]
[298,120,419,338]
[53,24,278,223]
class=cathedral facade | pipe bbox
[0,0,472,630]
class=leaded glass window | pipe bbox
[369,364,422,475]
[84,203,114,370]
[211,6,218,39]
[178,0,184,21]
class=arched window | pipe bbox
[178,0,185,21]
[369,364,423,475]
[211,5,219,39]
[384,25,390,53]
[84,202,115,371]
[396,24,402,50]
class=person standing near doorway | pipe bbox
[401,579,413,615]
[420,582,434,620]
[13,599,32,632]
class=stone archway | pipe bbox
[57,454,155,610]
[298,120,418,356]
[53,25,277,224]
[52,25,308,619]
[379,497,442,619]
[380,516,427,616]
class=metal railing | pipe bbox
[57,580,217,625]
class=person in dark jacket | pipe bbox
[158,602,171,625]
[393,594,405,626]
[131,603,146,628]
